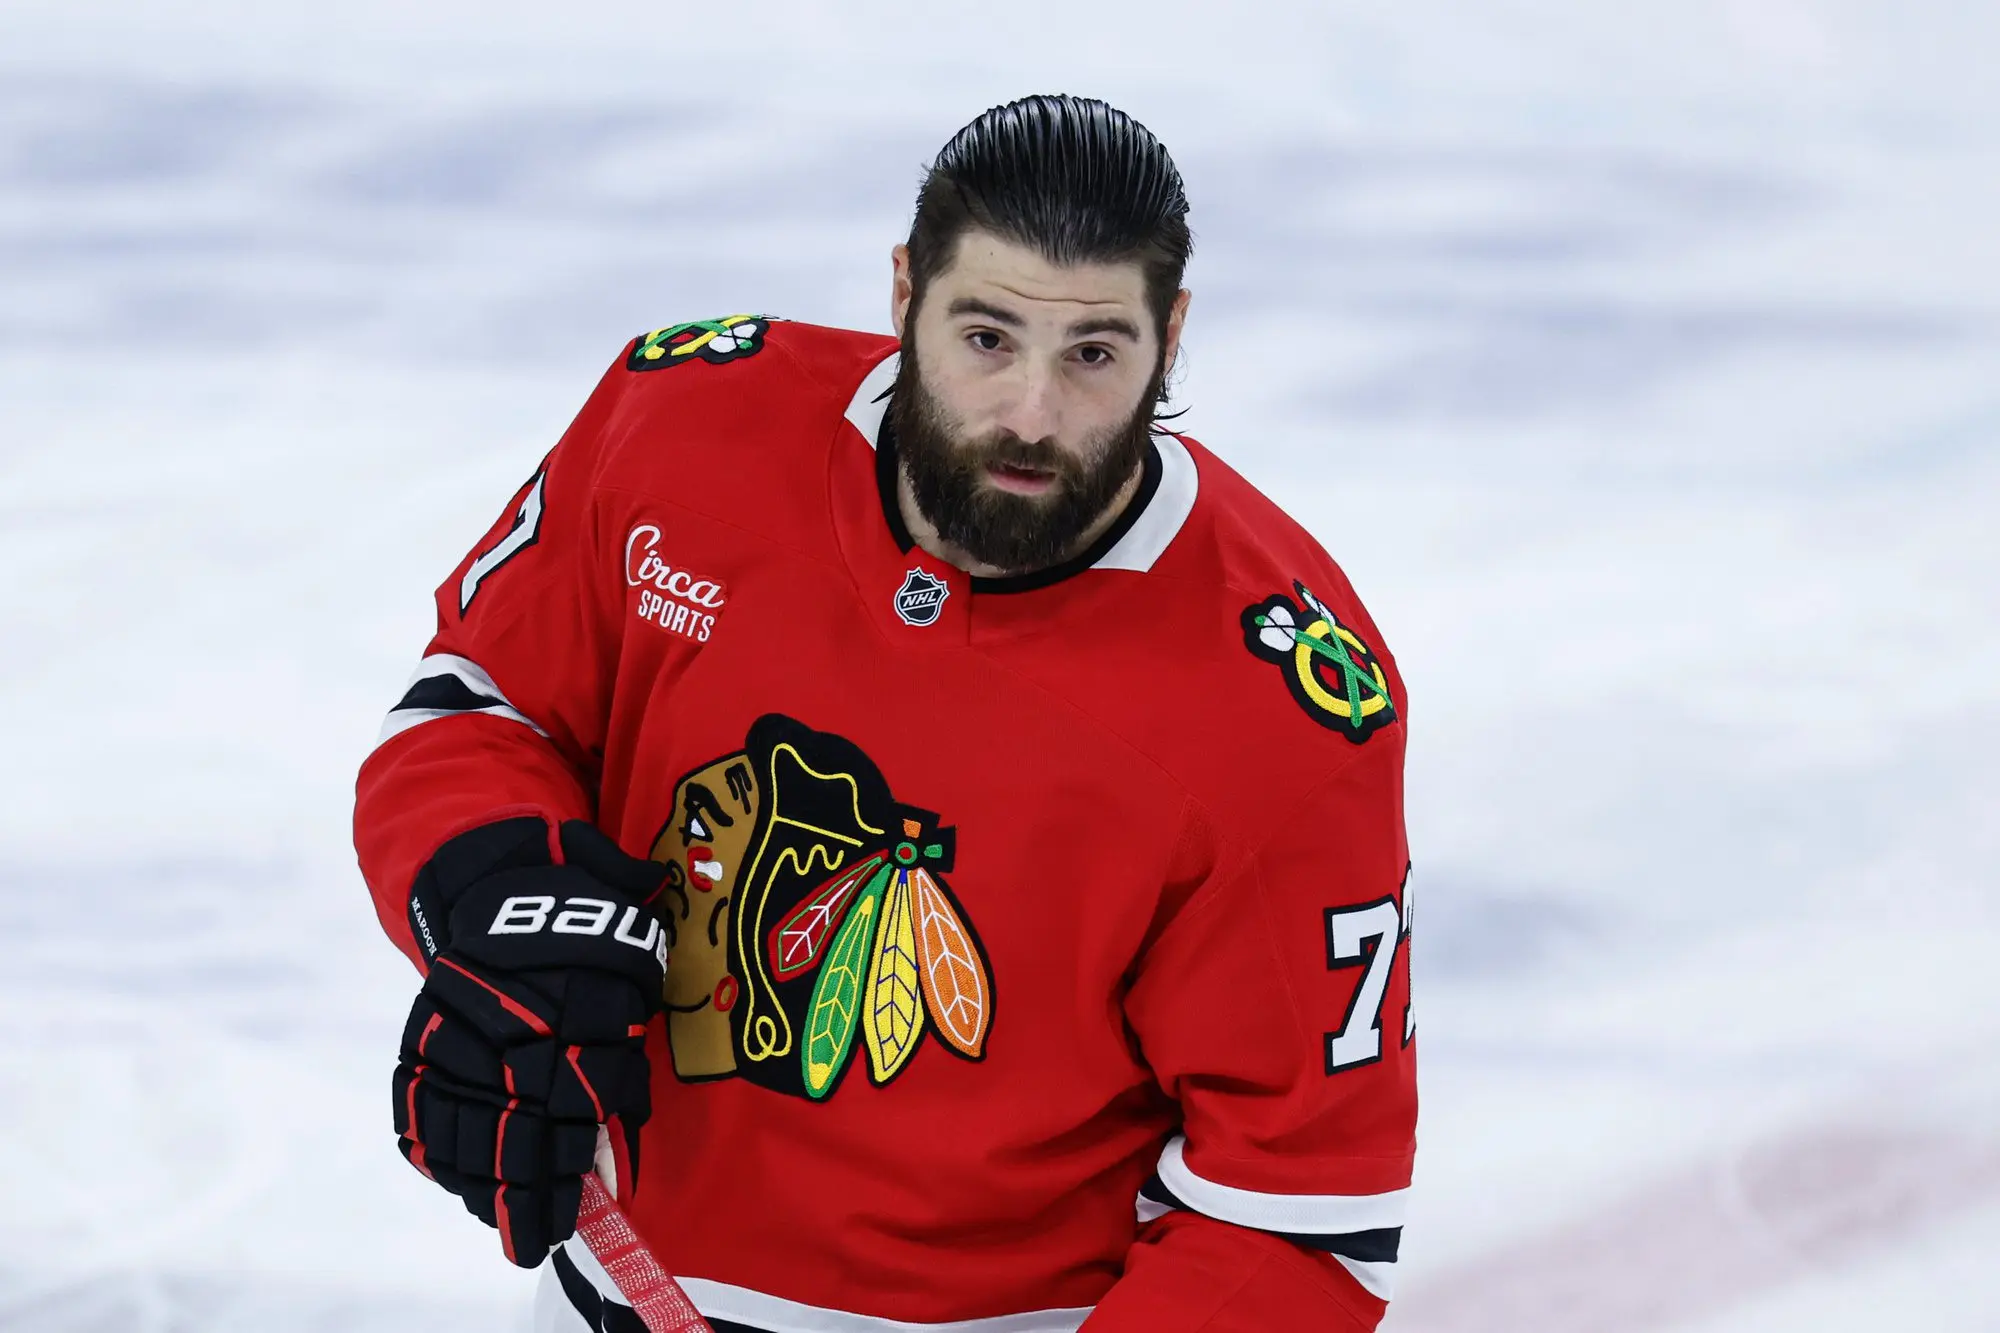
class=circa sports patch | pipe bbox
[647,713,994,1103]
[627,315,771,371]
[1242,581,1397,743]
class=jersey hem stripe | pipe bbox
[677,1277,1091,1333]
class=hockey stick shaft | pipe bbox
[575,1173,714,1333]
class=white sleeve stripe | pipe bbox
[376,703,542,745]
[1154,1135,1410,1234]
[1335,1256,1396,1301]
[374,653,550,745]
[409,652,511,702]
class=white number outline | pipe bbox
[1323,891,1405,1075]
[1400,865,1416,1048]
[459,468,548,613]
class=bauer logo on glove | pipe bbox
[485,893,670,967]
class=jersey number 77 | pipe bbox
[1323,865,1413,1075]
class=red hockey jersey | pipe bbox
[355,316,1415,1332]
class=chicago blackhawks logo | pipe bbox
[627,314,770,371]
[649,715,993,1101]
[893,568,950,627]
[1243,581,1396,743]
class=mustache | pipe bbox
[959,432,1080,477]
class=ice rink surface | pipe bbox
[1,2,1996,1328]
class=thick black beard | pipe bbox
[890,348,1162,576]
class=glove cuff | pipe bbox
[407,815,560,965]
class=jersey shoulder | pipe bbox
[1106,434,1406,847]
[1169,435,1393,656]
[583,316,894,508]
[1154,434,1397,675]
[1168,438,1370,616]
[620,315,893,391]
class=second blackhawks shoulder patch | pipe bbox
[627,314,771,371]
[1242,580,1397,743]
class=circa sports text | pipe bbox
[625,523,724,643]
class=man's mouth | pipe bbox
[985,461,1058,495]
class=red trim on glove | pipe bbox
[436,957,554,1037]
[568,1045,606,1121]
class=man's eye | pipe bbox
[685,813,710,840]
[1075,345,1113,366]
[969,330,1003,351]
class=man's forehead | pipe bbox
[933,231,1149,320]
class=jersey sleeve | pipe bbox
[354,353,631,970]
[1090,735,1415,1332]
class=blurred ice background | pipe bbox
[1,1,1995,1328]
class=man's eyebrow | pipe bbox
[945,298,1143,344]
[945,297,1024,327]
[1066,316,1142,342]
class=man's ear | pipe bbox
[890,244,914,337]
[1163,288,1192,376]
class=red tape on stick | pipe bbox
[576,1174,714,1333]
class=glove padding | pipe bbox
[392,816,668,1265]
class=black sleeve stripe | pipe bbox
[1137,1173,1180,1209]
[1308,1226,1402,1264]
[375,653,548,746]
[391,672,504,716]
[1138,1173,1402,1263]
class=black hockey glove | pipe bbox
[391,816,668,1266]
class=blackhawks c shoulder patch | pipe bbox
[627,315,771,371]
[1242,580,1396,743]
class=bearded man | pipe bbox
[358,94,1415,1333]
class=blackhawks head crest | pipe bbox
[627,314,770,371]
[649,715,993,1101]
[1242,581,1397,743]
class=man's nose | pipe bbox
[994,357,1061,444]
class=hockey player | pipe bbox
[357,94,1415,1332]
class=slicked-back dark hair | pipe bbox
[906,95,1192,339]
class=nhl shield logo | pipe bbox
[893,568,949,627]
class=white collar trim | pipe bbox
[843,350,899,450]
[842,350,1200,577]
[1096,432,1199,574]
